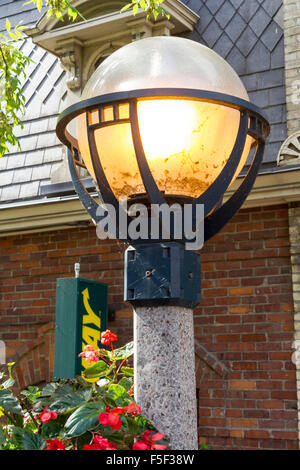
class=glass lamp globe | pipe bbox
[77,36,252,199]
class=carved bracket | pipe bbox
[60,43,82,91]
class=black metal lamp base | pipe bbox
[124,242,201,308]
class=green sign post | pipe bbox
[54,278,108,380]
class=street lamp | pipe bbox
[56,36,269,450]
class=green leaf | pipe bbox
[6,19,11,32]
[40,382,59,397]
[135,414,156,434]
[41,419,64,440]
[21,385,41,403]
[119,367,134,377]
[120,3,133,12]
[118,376,133,391]
[83,360,109,379]
[99,430,125,445]
[64,402,105,437]
[126,416,140,435]
[50,388,92,413]
[36,0,43,11]
[14,29,24,40]
[12,427,46,450]
[0,426,5,449]
[0,390,22,415]
[108,384,131,407]
[2,377,15,389]
[113,341,134,360]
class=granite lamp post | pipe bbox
[56,36,270,449]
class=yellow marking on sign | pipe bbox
[81,287,102,383]
[82,325,100,346]
[82,288,101,328]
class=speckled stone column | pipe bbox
[134,306,198,450]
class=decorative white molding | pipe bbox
[277,131,300,166]
[60,47,82,90]
[1,169,300,237]
[25,0,199,85]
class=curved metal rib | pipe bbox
[130,100,183,244]
[193,111,249,221]
[87,113,120,211]
[67,148,101,223]
[204,139,265,242]
[129,100,167,207]
[87,114,135,241]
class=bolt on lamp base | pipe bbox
[134,305,198,450]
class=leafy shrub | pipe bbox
[0,331,168,450]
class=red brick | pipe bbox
[271,391,297,400]
[230,430,244,438]
[230,418,257,428]
[0,204,296,452]
[242,334,266,342]
[216,334,240,343]
[272,431,298,439]
[229,306,252,314]
[232,362,257,370]
[229,287,253,296]
[244,430,270,439]
[230,380,256,390]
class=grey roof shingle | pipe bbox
[185,0,287,167]
[0,1,67,203]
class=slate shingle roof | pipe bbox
[0,1,66,203]
[184,0,287,164]
[0,0,288,203]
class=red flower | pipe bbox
[132,441,148,450]
[78,345,100,363]
[101,330,118,346]
[83,435,117,450]
[40,406,57,423]
[99,409,122,431]
[132,431,167,450]
[124,403,142,416]
[110,407,125,415]
[45,439,65,450]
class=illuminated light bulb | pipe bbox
[137,99,196,160]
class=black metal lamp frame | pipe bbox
[56,88,270,308]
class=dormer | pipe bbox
[26,0,199,97]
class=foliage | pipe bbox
[0,22,32,157]
[24,0,84,22]
[121,0,170,20]
[0,331,169,450]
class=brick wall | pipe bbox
[196,203,297,449]
[288,202,300,444]
[0,203,298,449]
